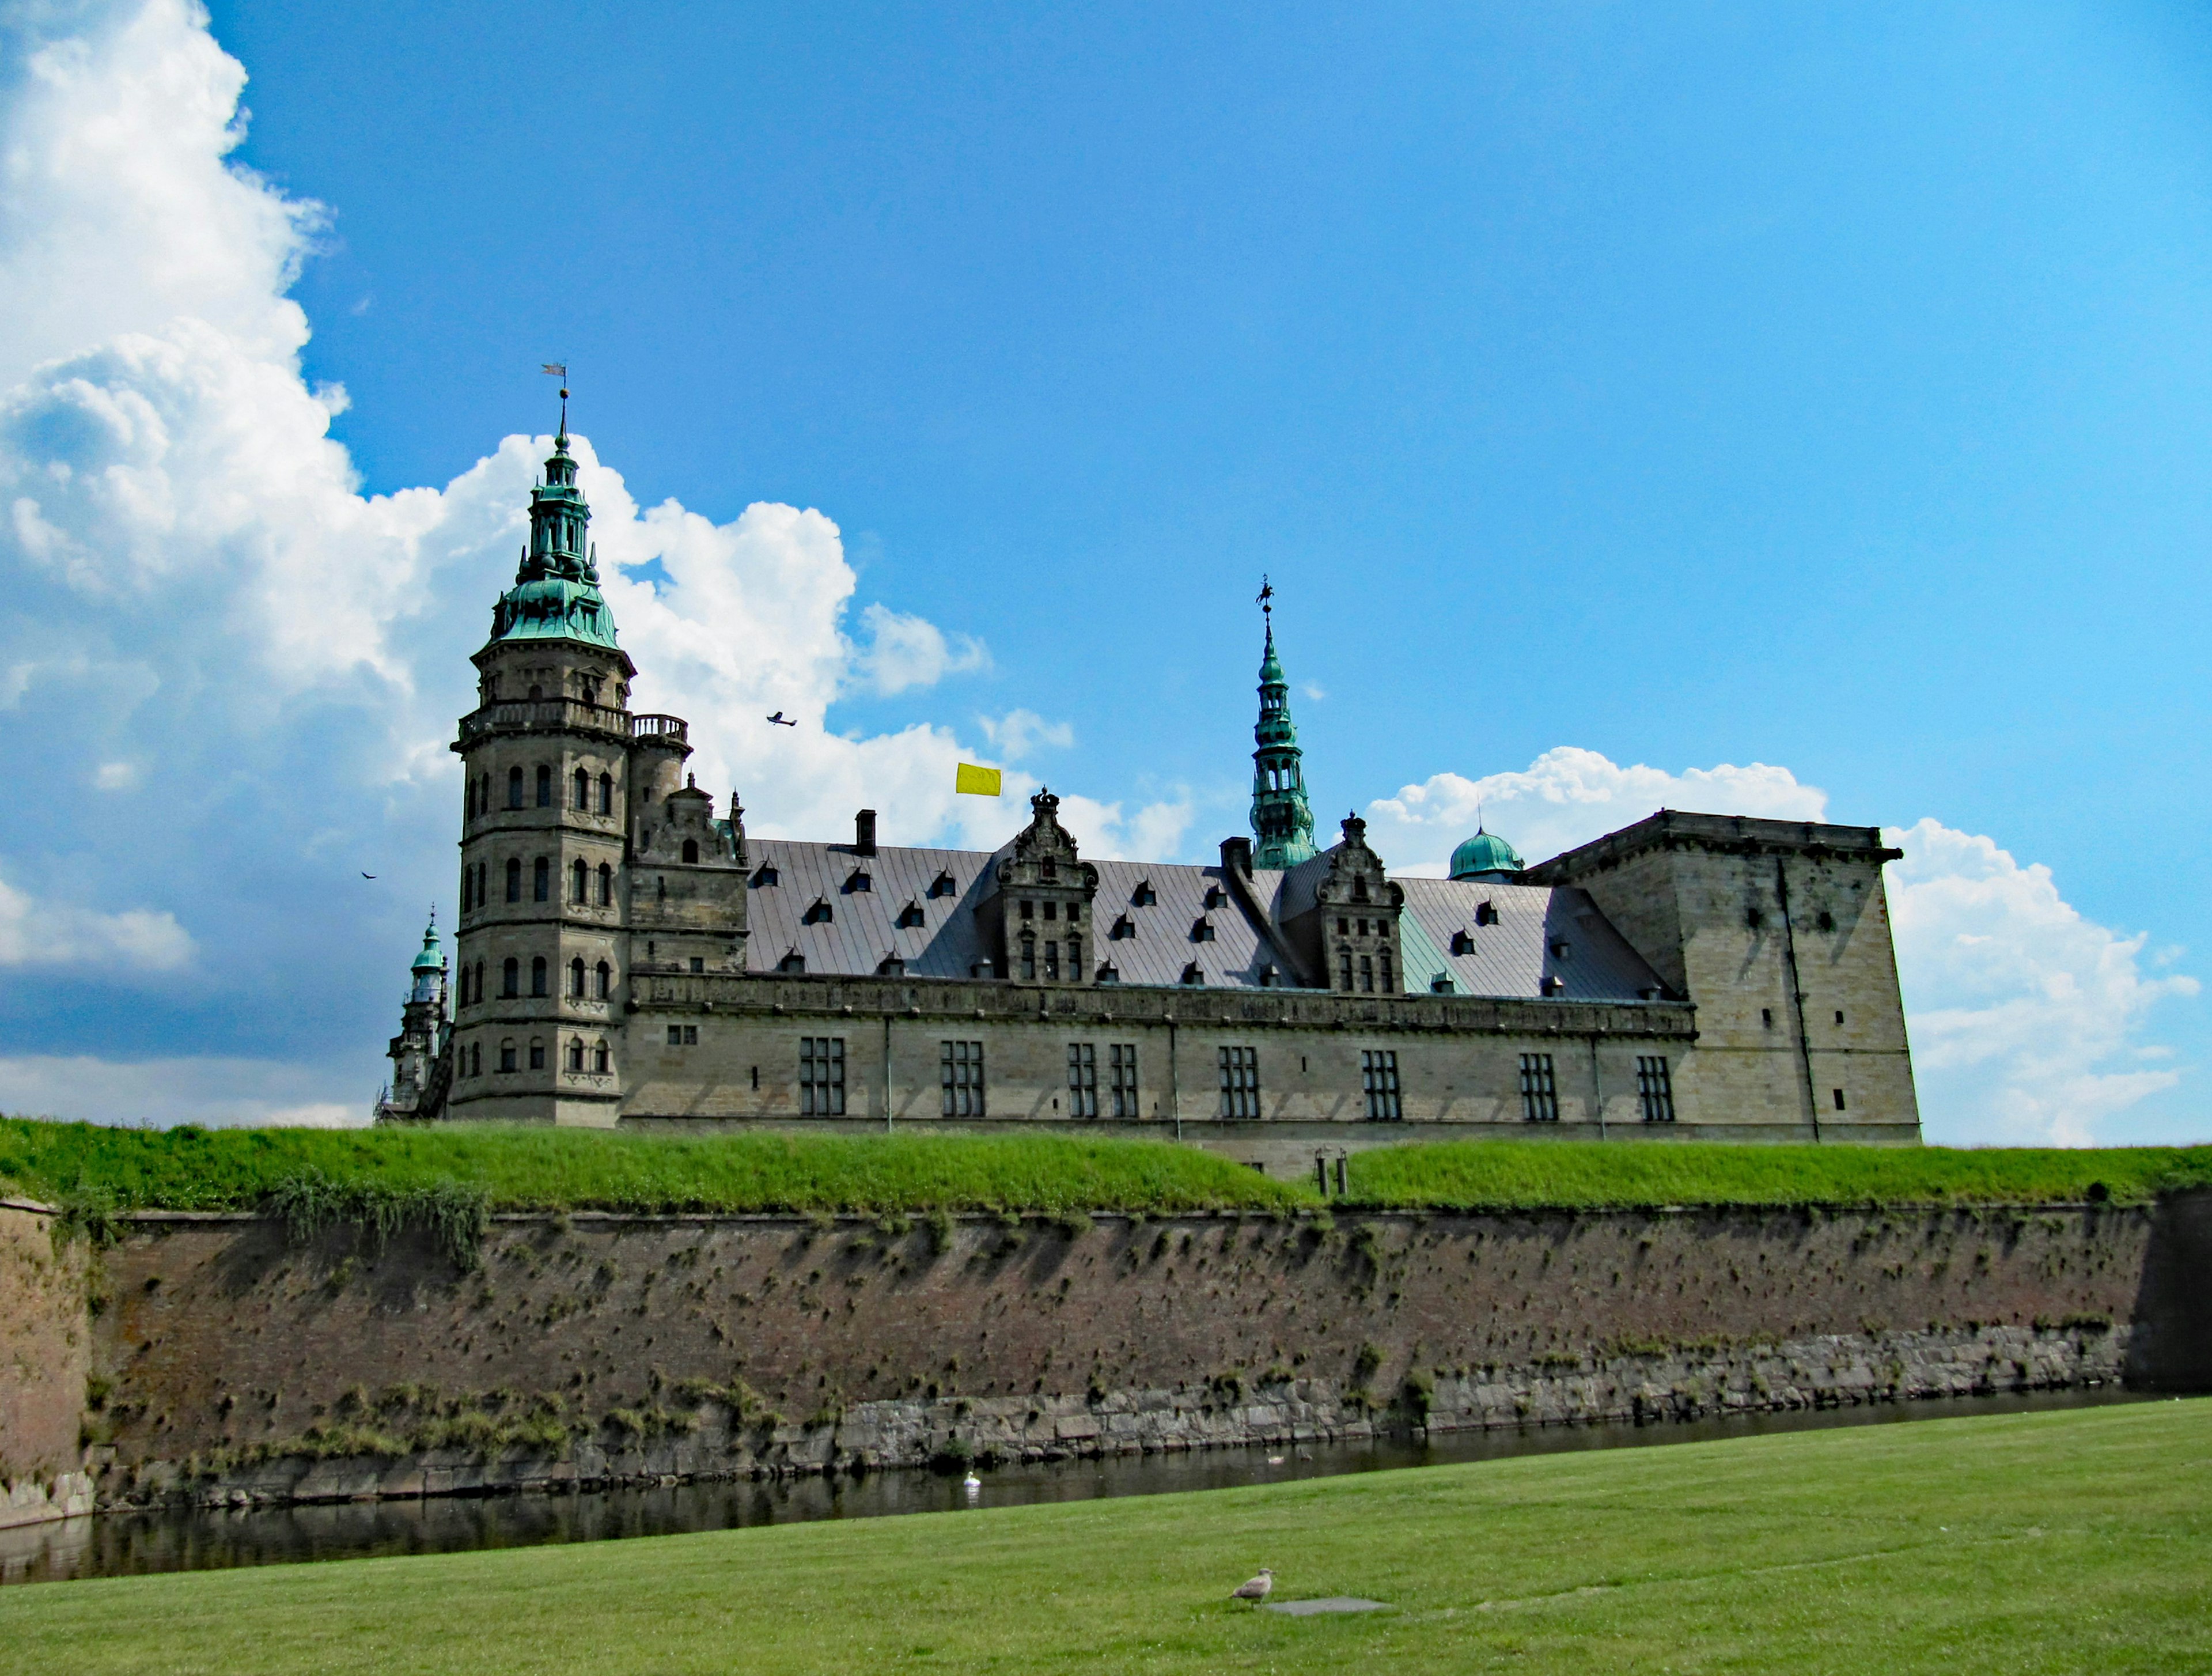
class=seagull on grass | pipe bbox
[1231,1569,1274,1604]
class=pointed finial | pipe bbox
[1256,574,1274,627]
[543,361,570,445]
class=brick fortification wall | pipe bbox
[0,1202,95,1529]
[63,1194,2207,1510]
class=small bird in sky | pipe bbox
[361,872,377,879]
[1232,1569,1274,1603]
[766,711,796,727]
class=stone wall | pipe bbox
[0,1201,94,1529]
[71,1194,2196,1511]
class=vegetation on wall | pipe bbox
[2,1118,2207,1217]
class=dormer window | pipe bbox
[929,871,956,899]
[803,898,832,925]
[1203,884,1226,909]
[1111,914,1134,940]
[1549,939,1571,959]
[778,949,807,974]
[845,869,872,894]
[751,864,779,887]
[1191,918,1216,943]
[1132,881,1157,906]
[1180,962,1205,986]
[1450,930,1475,956]
[1475,901,1498,926]
[1096,963,1120,985]
[1431,974,1456,994]
[897,901,925,929]
[1259,964,1280,988]
[1541,975,1565,996]
[876,955,906,977]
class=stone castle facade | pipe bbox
[380,425,1921,1162]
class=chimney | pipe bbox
[1219,835,1253,879]
[854,808,877,856]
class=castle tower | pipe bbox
[1249,601,1317,869]
[377,914,449,1120]
[445,411,669,1124]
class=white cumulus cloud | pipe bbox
[977,708,1074,761]
[0,872,191,972]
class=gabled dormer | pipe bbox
[984,788,1101,985]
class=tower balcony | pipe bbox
[454,701,689,751]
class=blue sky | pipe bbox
[0,0,2205,1141]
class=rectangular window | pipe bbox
[941,1041,986,1117]
[1108,1043,1139,1118]
[1359,954,1373,993]
[800,1037,846,1116]
[1636,1055,1676,1123]
[1045,940,1060,981]
[1832,1087,1847,1112]
[1339,951,1353,992]
[1066,1043,1097,1117]
[1361,1049,1401,1121]
[1518,1053,1558,1123]
[667,1024,699,1047]
[1218,1045,1260,1119]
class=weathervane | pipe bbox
[1256,574,1274,626]
[542,361,569,433]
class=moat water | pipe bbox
[0,1386,2154,1585]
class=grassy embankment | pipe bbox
[2,1398,2205,1673]
[3,1117,2209,1220]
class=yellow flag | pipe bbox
[955,763,1002,797]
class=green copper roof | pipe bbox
[487,431,622,652]
[1249,617,1317,869]
[410,913,443,973]
[1449,828,1524,880]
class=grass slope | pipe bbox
[1344,1138,2212,1209]
[3,1118,2207,1216]
[3,1400,2205,1673]
[0,1119,1306,1216]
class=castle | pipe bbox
[380,421,1921,1163]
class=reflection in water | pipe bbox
[0,1386,2147,1586]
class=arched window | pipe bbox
[460,868,473,912]
[507,766,524,809]
[533,857,550,901]
[572,858,588,903]
[597,773,613,815]
[569,956,586,997]
[573,768,589,811]
[681,838,700,865]
[471,1042,482,1077]
[593,1041,609,1073]
[536,765,552,808]
[506,858,522,903]
[567,1038,585,1072]
[479,774,491,813]
[529,1038,546,1070]
[502,957,520,997]
[465,780,478,819]
[596,862,612,906]
[594,960,611,1000]
[474,961,484,1002]
[531,955,548,997]
[499,1039,517,1073]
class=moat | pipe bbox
[0,1387,2149,1586]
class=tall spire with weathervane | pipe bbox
[487,376,622,652]
[1249,578,1317,869]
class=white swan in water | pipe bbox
[962,1473,982,1490]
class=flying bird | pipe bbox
[361,872,377,879]
[766,711,797,727]
[1232,1569,1274,1604]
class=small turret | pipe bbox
[378,911,451,1122]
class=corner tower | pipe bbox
[445,408,667,1125]
[1249,592,1317,869]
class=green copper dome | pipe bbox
[1249,613,1317,869]
[487,430,622,652]
[1448,828,1523,881]
[410,913,443,973]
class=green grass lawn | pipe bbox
[3,1400,2205,1673]
[5,1116,2207,1217]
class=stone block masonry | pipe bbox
[59,1193,2203,1512]
[0,1202,96,1529]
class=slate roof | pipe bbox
[740,838,1671,1002]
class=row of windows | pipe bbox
[454,956,614,1006]
[1517,1052,1675,1124]
[1336,951,1395,993]
[461,857,618,911]
[456,1035,610,1077]
[1017,936,1081,981]
[468,766,620,819]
